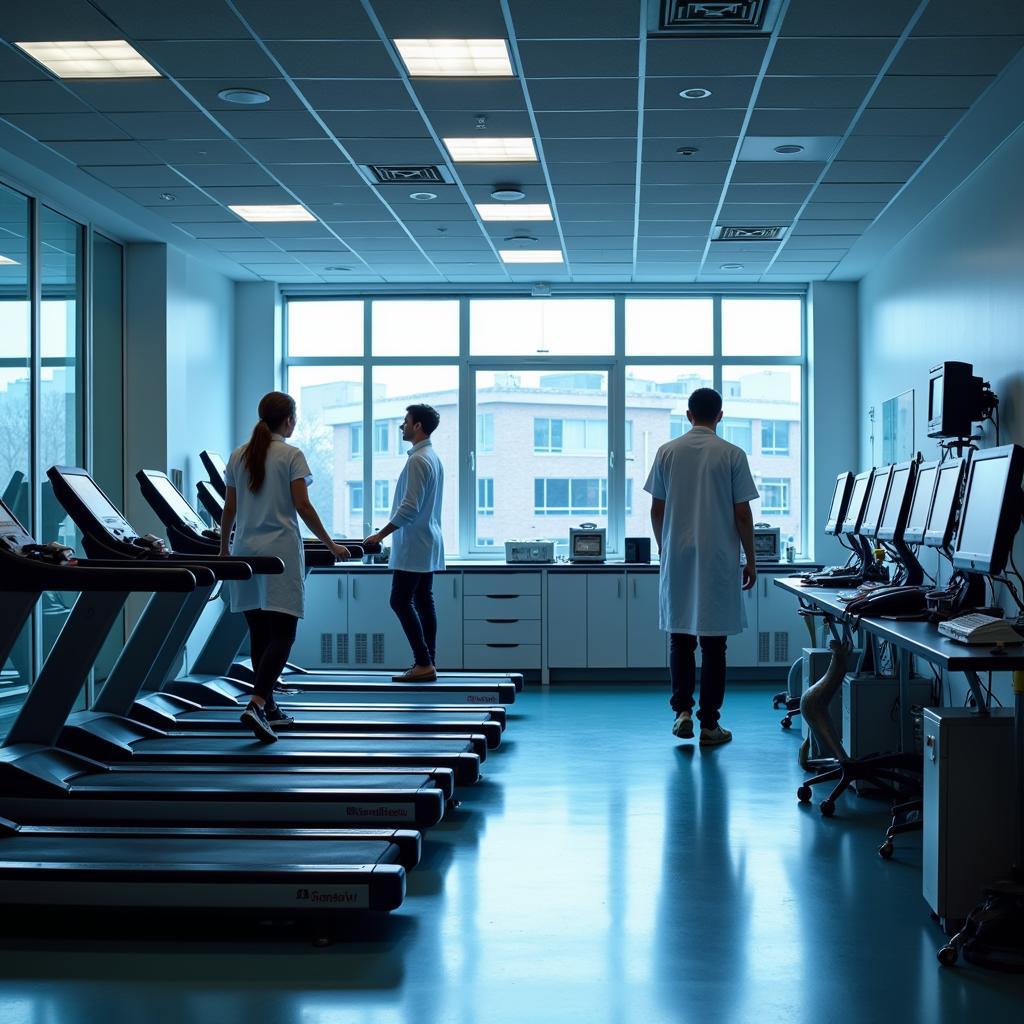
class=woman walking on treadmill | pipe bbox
[220,391,350,742]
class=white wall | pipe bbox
[233,281,282,446]
[858,121,1024,703]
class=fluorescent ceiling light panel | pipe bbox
[443,137,537,162]
[228,204,315,222]
[475,203,552,221]
[0,256,20,266]
[394,39,513,77]
[15,40,160,79]
[499,249,563,264]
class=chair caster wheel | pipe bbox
[781,717,792,729]
[819,799,835,817]
[937,945,958,967]
[879,840,894,860]
[797,785,812,803]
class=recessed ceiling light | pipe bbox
[228,204,315,222]
[720,264,745,271]
[774,144,805,155]
[476,203,552,221]
[0,255,19,266]
[679,87,712,100]
[323,266,351,272]
[503,234,539,243]
[490,187,526,201]
[676,146,700,156]
[15,40,160,79]
[393,39,514,77]
[443,137,537,162]
[499,249,563,264]
[217,87,271,105]
[409,191,438,201]
[159,192,176,201]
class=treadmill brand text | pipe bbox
[295,888,359,904]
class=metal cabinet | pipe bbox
[546,574,588,668]
[463,572,542,671]
[586,573,628,668]
[434,572,463,670]
[756,573,807,667]
[292,571,348,669]
[626,573,667,668]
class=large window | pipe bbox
[284,294,804,557]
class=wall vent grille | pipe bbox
[372,633,386,664]
[654,1,773,35]
[715,225,786,241]
[320,633,332,665]
[355,633,368,665]
[362,164,452,185]
[758,631,770,663]
[774,632,789,664]
[337,633,349,664]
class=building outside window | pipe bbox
[348,482,363,516]
[373,479,389,513]
[349,423,362,457]
[534,417,606,454]
[723,418,752,454]
[477,478,494,516]
[761,419,790,455]
[534,478,608,516]
[760,477,791,515]
[478,413,494,453]
[373,419,390,454]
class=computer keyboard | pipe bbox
[937,613,1024,646]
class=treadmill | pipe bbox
[0,505,420,915]
[45,466,484,785]
[198,450,522,702]
[135,468,503,745]
[0,497,453,829]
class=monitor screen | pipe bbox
[573,534,603,554]
[904,464,937,540]
[63,473,134,535]
[879,465,912,535]
[840,474,870,534]
[929,374,944,420]
[825,473,850,533]
[923,461,962,547]
[955,456,1010,564]
[149,474,207,532]
[859,468,890,536]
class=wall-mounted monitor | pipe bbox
[903,461,938,545]
[952,444,1024,576]
[927,361,985,439]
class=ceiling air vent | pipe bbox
[361,164,453,185]
[714,225,786,241]
[651,1,778,35]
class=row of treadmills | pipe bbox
[0,455,520,923]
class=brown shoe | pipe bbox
[392,665,437,682]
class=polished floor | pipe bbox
[1,684,1022,1023]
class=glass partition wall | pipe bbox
[285,293,806,559]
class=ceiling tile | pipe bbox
[731,161,825,184]
[216,109,328,139]
[784,234,859,249]
[66,79,198,114]
[768,38,894,76]
[725,183,812,204]
[103,111,224,140]
[640,183,724,204]
[913,0,1024,36]
[720,205,803,222]
[559,203,639,221]
[172,163,279,187]
[321,110,428,138]
[144,139,253,163]
[823,161,919,183]
[0,82,90,114]
[748,108,857,136]
[802,201,886,219]
[414,79,525,111]
[46,140,160,164]
[150,206,239,223]
[0,0,121,39]
[83,164,185,187]
[791,219,876,235]
[139,41,279,79]
[781,0,919,36]
[642,137,740,161]
[889,36,1024,75]
[204,184,296,204]
[296,78,414,111]
[644,77,757,110]
[518,41,639,78]
[181,221,260,238]
[117,185,216,206]
[644,109,747,137]
[209,237,283,252]
[232,0,377,38]
[529,78,638,112]
[96,0,249,36]
[837,135,941,161]
[641,161,730,185]
[267,42,397,79]
[510,0,639,39]
[810,182,902,202]
[4,112,130,141]
[543,139,638,162]
[342,138,446,164]
[549,162,636,185]
[537,111,639,138]
[857,107,965,136]
[646,38,770,77]
[757,76,873,109]
[775,248,848,261]
[267,163,364,187]
[430,110,534,136]
[870,74,994,109]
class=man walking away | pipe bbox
[644,387,759,746]
[365,404,444,682]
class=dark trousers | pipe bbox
[243,609,298,704]
[390,571,436,666]
[670,633,727,728]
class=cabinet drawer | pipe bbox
[463,573,541,597]
[464,619,542,644]
[464,643,541,670]
[464,595,541,620]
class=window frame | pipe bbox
[283,293,807,559]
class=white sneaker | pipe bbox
[699,725,733,747]
[671,711,694,739]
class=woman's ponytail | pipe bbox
[242,391,296,493]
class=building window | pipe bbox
[476,536,496,546]
[349,424,363,457]
[373,419,390,454]
[626,478,633,514]
[373,479,390,513]
[723,418,752,454]
[534,417,606,454]
[534,417,563,453]
[534,478,608,516]
[625,420,634,454]
[761,419,790,455]
[477,478,494,516]
[478,412,494,453]
[760,477,790,515]
[348,482,364,515]
[669,415,687,440]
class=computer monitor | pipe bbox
[145,472,208,535]
[839,471,872,535]
[902,460,939,545]
[922,459,965,548]
[201,451,228,497]
[824,472,853,536]
[952,444,1024,576]
[62,470,135,538]
[857,466,892,539]
[876,461,916,543]
[927,361,986,439]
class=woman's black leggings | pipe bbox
[243,609,299,704]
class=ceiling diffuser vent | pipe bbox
[651,1,777,35]
[714,225,786,241]
[361,164,453,185]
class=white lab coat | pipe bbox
[643,426,759,635]
[224,436,311,618]
[388,439,445,573]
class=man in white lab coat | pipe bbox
[644,388,759,746]
[365,403,445,682]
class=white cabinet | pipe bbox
[626,573,667,668]
[293,572,348,668]
[756,573,806,667]
[463,572,542,671]
[434,572,463,670]
[347,572,408,669]
[546,574,588,667]
[586,573,628,668]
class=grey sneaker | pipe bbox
[700,725,733,747]
[264,703,294,726]
[671,711,694,739]
[240,702,277,743]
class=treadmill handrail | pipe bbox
[0,559,198,593]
